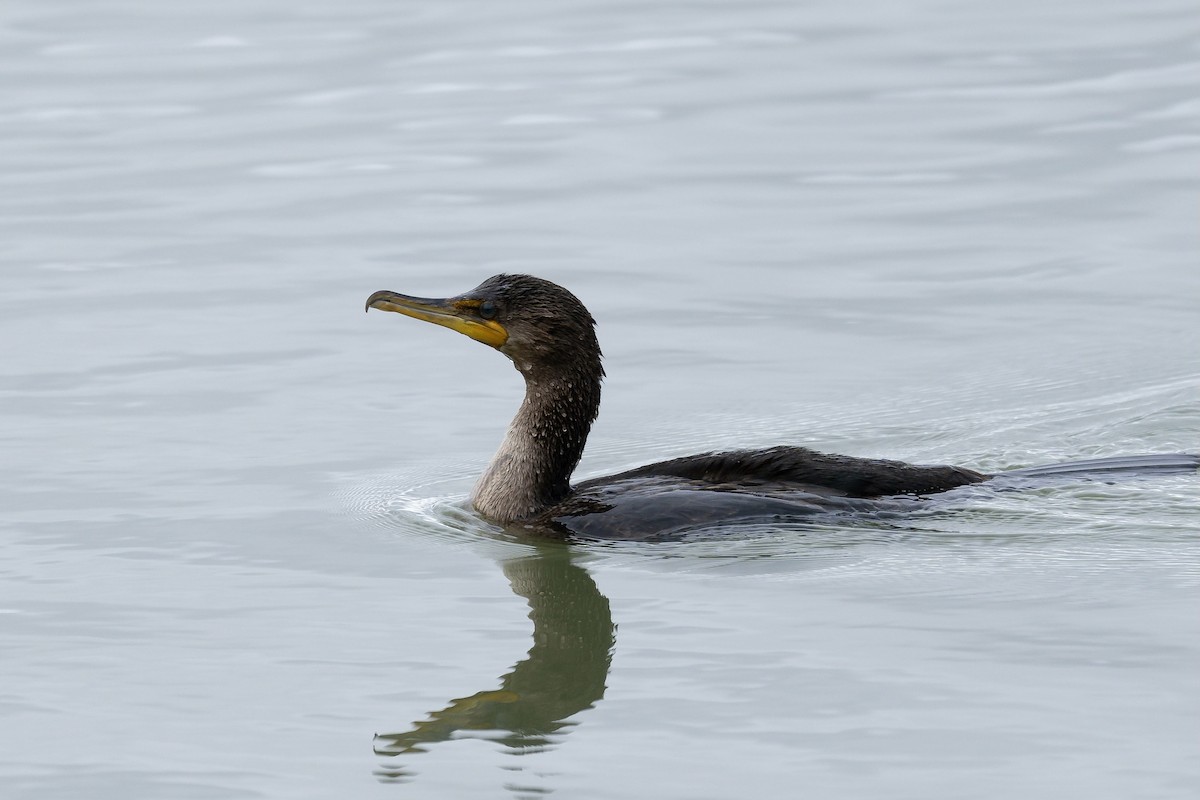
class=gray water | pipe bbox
[2,1,1199,798]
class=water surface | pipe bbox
[2,1,1198,798]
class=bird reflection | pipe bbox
[374,544,615,783]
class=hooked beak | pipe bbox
[365,290,508,348]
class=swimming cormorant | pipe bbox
[366,274,1198,539]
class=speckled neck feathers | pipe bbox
[470,360,603,523]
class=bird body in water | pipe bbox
[366,274,1198,540]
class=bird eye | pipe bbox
[479,300,497,320]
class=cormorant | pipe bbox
[366,274,1198,539]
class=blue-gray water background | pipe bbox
[2,1,1198,798]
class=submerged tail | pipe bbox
[1002,453,1200,479]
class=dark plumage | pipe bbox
[591,446,985,498]
[366,274,1198,540]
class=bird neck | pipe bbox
[471,365,602,524]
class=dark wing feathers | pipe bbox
[579,445,988,498]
